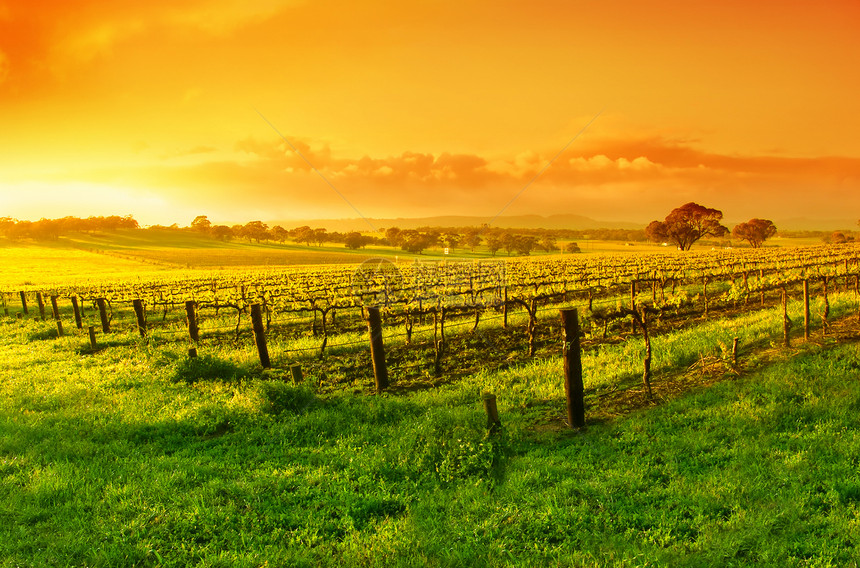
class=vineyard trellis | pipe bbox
[4,243,860,425]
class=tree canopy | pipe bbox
[0,215,139,240]
[732,218,777,248]
[646,202,729,251]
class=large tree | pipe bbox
[292,225,314,246]
[270,225,289,243]
[240,221,269,243]
[210,225,234,241]
[190,215,211,233]
[646,202,729,251]
[732,218,777,248]
[313,228,328,247]
[462,227,482,252]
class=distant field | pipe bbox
[0,228,827,289]
[0,243,175,288]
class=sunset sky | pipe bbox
[1,0,859,228]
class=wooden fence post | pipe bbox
[132,299,146,337]
[482,392,501,433]
[782,286,791,347]
[502,287,508,328]
[290,364,303,383]
[366,306,389,391]
[560,308,585,428]
[732,337,739,365]
[19,291,28,315]
[185,300,199,343]
[71,296,83,329]
[250,303,271,369]
[96,298,110,333]
[630,280,637,333]
[88,325,97,350]
[36,292,46,321]
[803,279,810,341]
[188,347,198,358]
[50,295,60,320]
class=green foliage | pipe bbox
[406,407,506,484]
[170,354,252,384]
[26,325,62,341]
[258,380,317,415]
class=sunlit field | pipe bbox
[2,232,860,567]
[0,229,826,290]
[0,243,177,288]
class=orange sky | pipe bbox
[1,0,859,227]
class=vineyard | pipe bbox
[5,243,860,566]
[5,243,860,411]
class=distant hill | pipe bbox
[770,218,859,232]
[268,214,642,232]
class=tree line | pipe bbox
[0,215,139,240]
[2,208,856,253]
[188,215,612,255]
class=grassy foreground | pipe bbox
[2,303,860,567]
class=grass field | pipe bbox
[2,303,860,566]
[2,233,860,567]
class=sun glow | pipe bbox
[0,181,172,225]
[1,0,858,226]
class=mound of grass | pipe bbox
[170,354,255,384]
[258,380,317,415]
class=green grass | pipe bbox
[3,284,860,566]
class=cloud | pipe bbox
[0,49,8,84]
[9,132,860,224]
[180,134,860,221]
[234,136,499,185]
[0,0,302,80]
[159,145,218,160]
[164,0,305,35]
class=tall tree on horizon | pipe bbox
[646,202,729,251]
